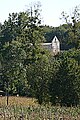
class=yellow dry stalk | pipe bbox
[0,96,38,106]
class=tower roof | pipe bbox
[52,36,59,44]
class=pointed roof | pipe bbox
[52,36,59,43]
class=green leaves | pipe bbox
[61,5,80,49]
[57,50,80,105]
[0,2,80,106]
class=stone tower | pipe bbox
[52,36,60,55]
[42,36,60,55]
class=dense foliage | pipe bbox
[0,3,80,106]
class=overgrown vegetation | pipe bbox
[0,104,80,119]
[0,2,80,107]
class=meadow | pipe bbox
[0,96,80,120]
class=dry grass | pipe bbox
[0,96,38,106]
[0,97,80,120]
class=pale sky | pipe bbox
[0,0,80,27]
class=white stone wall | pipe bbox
[42,36,60,55]
[52,36,60,54]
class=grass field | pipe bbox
[0,96,38,106]
[0,96,80,120]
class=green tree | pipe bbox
[26,52,52,104]
[0,40,29,104]
[49,50,80,106]
[61,5,80,49]
[0,12,29,47]
[0,2,46,105]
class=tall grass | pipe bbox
[0,96,37,106]
[0,96,80,120]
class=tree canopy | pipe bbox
[0,3,80,106]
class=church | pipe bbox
[42,36,60,55]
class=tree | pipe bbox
[26,52,52,104]
[61,5,80,49]
[49,50,80,106]
[0,40,29,104]
[0,12,29,47]
[0,2,47,105]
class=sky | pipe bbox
[0,0,80,27]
